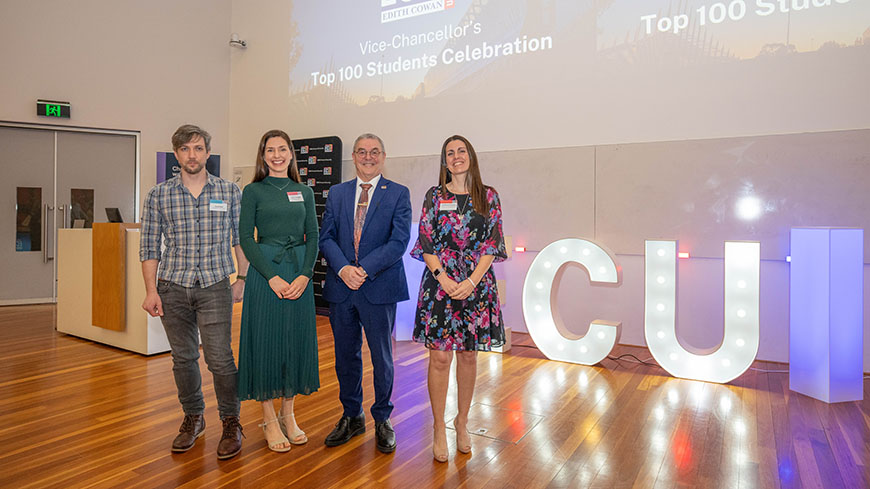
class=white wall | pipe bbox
[0,0,232,205]
[229,0,309,169]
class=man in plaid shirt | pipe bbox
[140,124,249,460]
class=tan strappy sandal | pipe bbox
[259,418,291,452]
[279,411,308,445]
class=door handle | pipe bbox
[43,203,54,263]
[59,204,67,229]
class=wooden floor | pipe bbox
[0,305,867,489]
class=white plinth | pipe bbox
[789,227,864,403]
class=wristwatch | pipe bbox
[432,268,443,278]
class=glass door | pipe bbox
[56,131,137,229]
[0,127,56,303]
[0,125,139,304]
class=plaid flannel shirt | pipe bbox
[139,173,241,288]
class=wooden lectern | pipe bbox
[92,223,139,331]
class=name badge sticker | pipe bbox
[209,199,228,212]
[287,191,304,202]
[439,199,457,212]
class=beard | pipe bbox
[182,160,205,175]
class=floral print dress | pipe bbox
[411,185,507,351]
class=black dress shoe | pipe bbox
[171,414,205,453]
[375,419,396,454]
[324,413,366,447]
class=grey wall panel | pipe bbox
[384,154,441,221]
[595,129,870,261]
[387,146,597,251]
[480,146,596,251]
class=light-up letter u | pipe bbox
[644,240,760,384]
[522,238,621,365]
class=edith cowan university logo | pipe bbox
[381,0,455,23]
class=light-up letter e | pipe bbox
[644,240,760,383]
[522,239,621,365]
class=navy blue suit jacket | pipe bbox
[319,177,412,305]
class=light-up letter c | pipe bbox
[522,238,622,365]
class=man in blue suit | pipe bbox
[319,133,411,453]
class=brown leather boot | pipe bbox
[217,416,244,460]
[171,414,205,453]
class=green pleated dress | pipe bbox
[237,177,320,401]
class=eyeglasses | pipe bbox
[354,148,382,158]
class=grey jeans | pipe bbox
[158,278,240,418]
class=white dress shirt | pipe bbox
[354,174,382,216]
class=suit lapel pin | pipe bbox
[380,185,387,189]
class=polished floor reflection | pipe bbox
[0,304,867,488]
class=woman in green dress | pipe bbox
[237,130,320,452]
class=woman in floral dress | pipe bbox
[410,134,507,462]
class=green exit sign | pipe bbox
[37,99,71,118]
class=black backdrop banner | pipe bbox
[293,136,342,312]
